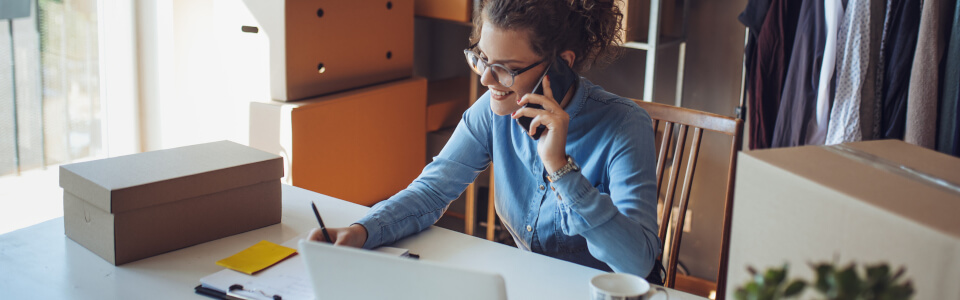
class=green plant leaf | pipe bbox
[836,264,861,299]
[783,280,806,297]
[734,288,748,300]
[883,280,914,300]
[865,264,887,297]
[765,267,787,286]
[866,264,890,282]
[811,263,831,293]
[745,282,760,294]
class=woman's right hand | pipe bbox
[308,224,368,248]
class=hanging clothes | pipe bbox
[740,0,774,33]
[940,0,960,156]
[746,0,803,149]
[879,0,922,140]
[806,0,845,145]
[862,0,887,141]
[904,0,954,148]
[772,0,827,148]
[739,0,773,95]
[740,0,772,149]
[826,0,885,145]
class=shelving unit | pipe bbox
[621,0,690,106]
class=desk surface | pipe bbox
[0,184,705,300]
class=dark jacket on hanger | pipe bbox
[879,0,922,140]
[939,0,960,156]
[772,0,827,148]
[746,0,803,149]
[739,0,771,105]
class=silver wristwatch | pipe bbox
[547,155,580,182]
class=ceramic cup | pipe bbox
[590,273,669,300]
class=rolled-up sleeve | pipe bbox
[357,95,494,249]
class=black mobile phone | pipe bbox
[517,55,579,140]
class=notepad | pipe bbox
[216,240,297,275]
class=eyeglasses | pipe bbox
[463,43,545,88]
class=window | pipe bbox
[1,0,102,234]
[2,0,101,177]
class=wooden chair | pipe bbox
[635,100,742,299]
[464,100,743,298]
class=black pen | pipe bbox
[311,202,333,243]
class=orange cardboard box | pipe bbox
[250,77,427,206]
[238,0,414,101]
[415,0,474,23]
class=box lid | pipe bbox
[745,140,960,239]
[59,141,283,213]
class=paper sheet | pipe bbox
[202,253,314,300]
[216,240,297,275]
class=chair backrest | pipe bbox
[633,100,743,299]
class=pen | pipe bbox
[311,202,333,243]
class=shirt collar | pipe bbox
[563,76,590,120]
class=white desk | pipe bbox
[0,184,705,299]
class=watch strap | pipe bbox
[547,155,579,182]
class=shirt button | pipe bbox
[557,194,562,201]
[526,225,532,232]
[550,186,555,191]
[539,185,545,190]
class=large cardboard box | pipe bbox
[249,77,427,207]
[727,140,960,299]
[234,0,414,101]
[59,141,283,265]
[415,0,475,23]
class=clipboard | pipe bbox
[197,251,313,300]
[194,283,283,300]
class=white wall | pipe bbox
[136,0,270,151]
[100,0,140,157]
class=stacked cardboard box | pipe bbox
[239,0,415,101]
[414,0,476,23]
[250,77,426,206]
[242,0,427,206]
[59,141,283,265]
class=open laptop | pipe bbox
[298,240,508,300]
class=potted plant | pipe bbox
[733,262,914,300]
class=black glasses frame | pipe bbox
[464,43,546,87]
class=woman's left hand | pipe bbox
[512,75,570,173]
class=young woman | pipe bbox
[310,0,662,281]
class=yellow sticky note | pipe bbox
[216,240,297,275]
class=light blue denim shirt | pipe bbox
[356,77,662,277]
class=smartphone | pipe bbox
[517,55,579,140]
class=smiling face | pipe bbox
[476,21,548,116]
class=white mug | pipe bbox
[590,273,670,300]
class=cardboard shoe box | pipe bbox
[234,0,414,101]
[59,141,283,265]
[726,140,960,299]
[249,77,427,207]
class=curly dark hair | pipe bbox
[470,0,624,73]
